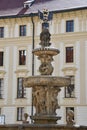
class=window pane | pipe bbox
[66,47,73,63]
[0,27,4,38]
[42,22,49,30]
[0,108,1,114]
[17,107,24,121]
[65,76,75,98]
[17,78,26,98]
[19,50,26,65]
[0,78,4,99]
[20,25,26,36]
[66,20,74,32]
[0,52,3,66]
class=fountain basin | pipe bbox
[31,115,61,124]
[23,76,70,87]
[32,47,60,56]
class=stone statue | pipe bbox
[33,86,46,115]
[45,87,61,115]
[66,110,75,125]
[39,62,53,75]
[33,86,61,115]
[38,54,53,75]
[51,88,61,114]
[22,113,29,124]
[38,54,53,63]
[39,28,51,47]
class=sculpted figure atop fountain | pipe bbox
[39,28,51,47]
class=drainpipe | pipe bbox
[31,13,35,123]
[31,13,35,76]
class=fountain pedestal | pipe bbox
[31,115,61,124]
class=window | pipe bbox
[66,47,74,63]
[65,76,75,98]
[42,22,49,30]
[0,108,1,114]
[66,107,74,123]
[17,107,24,121]
[17,78,26,98]
[0,115,5,124]
[20,25,26,36]
[0,27,4,38]
[19,50,26,65]
[0,52,4,66]
[66,20,74,32]
[0,78,4,99]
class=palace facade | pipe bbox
[0,0,87,125]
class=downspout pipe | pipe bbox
[31,13,35,123]
[31,13,35,76]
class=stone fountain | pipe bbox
[23,28,70,124]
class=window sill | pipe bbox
[0,98,4,99]
[63,97,76,99]
[17,120,23,122]
[16,97,27,99]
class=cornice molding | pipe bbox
[15,69,29,77]
[52,32,87,42]
[0,70,6,77]
[62,67,77,75]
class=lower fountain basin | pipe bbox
[23,76,70,87]
[31,115,61,124]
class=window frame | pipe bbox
[17,77,26,98]
[66,20,74,32]
[65,46,74,63]
[0,51,4,66]
[0,78,4,99]
[0,27,4,38]
[17,107,24,121]
[19,50,26,65]
[42,22,49,30]
[65,76,75,98]
[19,25,26,36]
[0,108,1,115]
[66,107,74,122]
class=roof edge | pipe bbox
[0,6,87,19]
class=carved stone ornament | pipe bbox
[33,86,61,115]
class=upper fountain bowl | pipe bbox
[32,47,60,56]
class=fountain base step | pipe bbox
[30,115,61,124]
